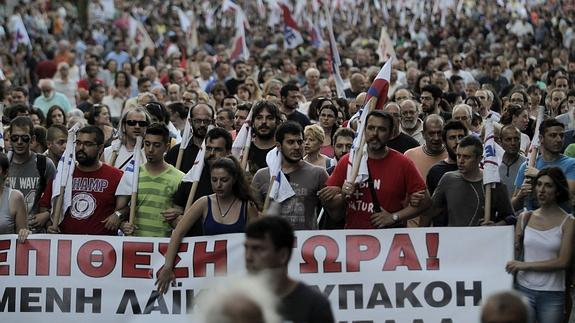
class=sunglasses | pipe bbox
[10,134,31,143]
[125,120,149,127]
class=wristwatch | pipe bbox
[114,211,123,219]
[391,213,400,223]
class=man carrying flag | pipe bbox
[37,126,129,235]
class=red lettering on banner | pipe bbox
[193,240,227,277]
[122,242,153,278]
[346,235,381,272]
[300,236,342,273]
[57,240,72,276]
[426,233,440,270]
[0,240,10,275]
[15,239,51,276]
[77,240,116,277]
[383,234,422,271]
[158,243,189,278]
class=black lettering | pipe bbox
[116,289,141,314]
[46,288,71,312]
[0,288,16,312]
[456,281,481,306]
[143,291,169,314]
[172,289,181,315]
[367,283,393,308]
[424,281,452,307]
[310,284,335,298]
[396,282,422,308]
[21,288,42,312]
[76,288,101,313]
[186,289,195,314]
[339,284,363,309]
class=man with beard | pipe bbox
[513,118,575,212]
[225,60,249,95]
[322,111,430,229]
[7,117,56,232]
[244,217,334,323]
[103,107,150,171]
[122,124,184,237]
[383,102,420,153]
[38,126,128,235]
[247,101,282,173]
[280,84,311,129]
[444,54,475,85]
[252,122,328,230]
[400,99,424,145]
[165,103,214,173]
[404,115,447,227]
[420,84,451,121]
[166,128,233,236]
[499,125,526,199]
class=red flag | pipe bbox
[365,58,393,110]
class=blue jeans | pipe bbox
[517,284,565,323]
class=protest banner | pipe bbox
[0,227,513,323]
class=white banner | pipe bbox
[0,227,514,323]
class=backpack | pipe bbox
[33,154,47,209]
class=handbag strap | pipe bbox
[517,212,533,261]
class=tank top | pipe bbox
[517,213,572,291]
[0,187,15,234]
[203,196,247,236]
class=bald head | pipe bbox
[350,73,366,92]
[481,291,529,323]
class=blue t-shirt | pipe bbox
[514,155,575,211]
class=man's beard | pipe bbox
[254,126,275,140]
[447,147,456,162]
[76,153,99,166]
[401,119,417,130]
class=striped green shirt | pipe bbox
[134,164,184,237]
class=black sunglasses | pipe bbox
[10,134,31,143]
[125,120,149,127]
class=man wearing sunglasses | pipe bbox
[7,117,56,232]
[103,107,150,171]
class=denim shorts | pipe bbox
[516,284,565,323]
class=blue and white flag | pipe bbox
[266,147,295,203]
[279,3,304,49]
[116,136,143,196]
[482,117,500,185]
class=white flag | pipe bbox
[8,14,31,51]
[483,117,500,185]
[180,111,193,150]
[115,136,143,196]
[183,139,206,183]
[266,147,295,203]
[50,123,81,223]
[231,109,253,159]
[527,106,545,156]
[346,104,369,184]
[128,16,154,60]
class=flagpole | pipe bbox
[109,150,119,166]
[51,187,65,231]
[483,185,492,223]
[349,97,377,183]
[185,181,199,212]
[175,147,185,170]
[128,136,143,225]
[263,176,276,211]
[240,130,252,170]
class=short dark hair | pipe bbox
[237,103,252,114]
[251,100,281,124]
[89,83,105,95]
[421,84,443,100]
[534,167,570,204]
[332,127,355,145]
[280,84,299,98]
[47,124,68,141]
[457,135,483,158]
[245,216,295,262]
[145,102,170,125]
[145,123,171,144]
[33,125,47,149]
[540,118,565,136]
[365,110,395,134]
[9,116,34,136]
[77,125,105,145]
[7,104,31,120]
[10,86,28,97]
[442,120,468,143]
[206,127,233,151]
[167,102,188,120]
[217,108,235,121]
[84,104,108,125]
[275,121,303,144]
[137,76,151,88]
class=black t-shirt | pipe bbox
[165,142,200,173]
[173,166,212,237]
[287,110,311,129]
[248,143,274,175]
[387,133,420,153]
[279,282,335,323]
[426,160,458,227]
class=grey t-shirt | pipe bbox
[432,171,514,226]
[252,161,328,230]
[7,152,56,218]
[499,155,527,199]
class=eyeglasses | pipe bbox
[74,140,99,148]
[10,134,31,143]
[192,119,212,125]
[125,120,149,127]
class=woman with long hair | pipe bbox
[0,153,30,241]
[243,76,262,101]
[85,104,116,146]
[506,167,575,323]
[103,71,131,123]
[45,105,67,128]
[500,104,531,155]
[155,156,260,293]
[317,104,340,158]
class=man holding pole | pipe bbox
[103,107,150,170]
[121,123,184,237]
[39,126,129,235]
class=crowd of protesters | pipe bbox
[1,0,575,322]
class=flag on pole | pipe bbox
[482,117,500,185]
[307,16,324,48]
[180,110,193,151]
[377,27,397,62]
[364,58,393,110]
[325,8,346,98]
[8,14,31,51]
[183,140,206,183]
[266,147,295,203]
[229,12,250,62]
[231,109,253,159]
[279,3,304,49]
[50,123,81,223]
[222,0,250,29]
[116,137,143,196]
[128,16,154,60]
[346,105,369,184]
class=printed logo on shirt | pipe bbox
[71,192,97,220]
[72,178,109,192]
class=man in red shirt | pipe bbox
[39,126,129,235]
[321,110,431,229]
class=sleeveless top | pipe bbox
[517,213,572,291]
[203,196,247,236]
[0,187,15,234]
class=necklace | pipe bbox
[216,195,236,218]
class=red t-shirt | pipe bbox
[326,149,426,229]
[40,164,123,235]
